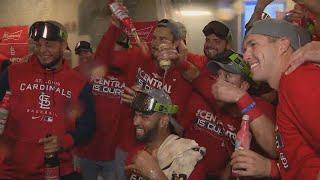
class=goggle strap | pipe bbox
[228,53,252,78]
[154,103,178,114]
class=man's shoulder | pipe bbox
[8,61,32,73]
[279,63,320,103]
[281,63,320,86]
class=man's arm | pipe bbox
[192,70,217,107]
[0,69,10,101]
[285,41,320,74]
[61,83,96,149]
[246,0,274,30]
[212,78,277,158]
[94,24,122,63]
[237,94,277,158]
[176,44,207,82]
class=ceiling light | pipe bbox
[178,10,212,16]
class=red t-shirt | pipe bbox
[125,144,206,180]
[0,57,88,179]
[73,24,137,154]
[183,93,239,176]
[276,63,320,179]
[74,62,128,160]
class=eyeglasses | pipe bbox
[29,21,67,42]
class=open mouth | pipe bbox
[43,56,51,59]
[250,62,259,70]
[206,49,217,54]
[136,128,144,136]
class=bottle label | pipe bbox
[45,166,60,180]
[109,2,129,20]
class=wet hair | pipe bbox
[157,19,185,41]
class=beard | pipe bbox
[204,49,218,59]
[204,45,228,59]
[39,51,63,70]
[135,122,159,143]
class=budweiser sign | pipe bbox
[125,25,155,44]
[126,21,157,45]
[2,30,23,41]
[0,26,28,62]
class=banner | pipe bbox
[124,21,157,45]
[0,26,29,63]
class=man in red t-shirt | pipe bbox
[185,50,276,179]
[0,20,95,180]
[109,16,197,147]
[73,39,127,180]
[236,19,319,179]
[126,88,205,180]
[185,20,233,73]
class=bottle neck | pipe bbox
[240,120,250,131]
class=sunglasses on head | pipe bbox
[29,21,67,42]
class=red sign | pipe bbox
[0,26,29,63]
[124,21,157,45]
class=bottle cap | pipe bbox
[242,114,250,121]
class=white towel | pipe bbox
[157,134,206,179]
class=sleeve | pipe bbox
[188,160,206,180]
[186,53,208,71]
[110,47,141,73]
[94,24,122,64]
[61,83,96,149]
[191,70,217,107]
[282,64,320,152]
[0,69,10,101]
[255,97,275,121]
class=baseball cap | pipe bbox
[246,19,312,50]
[75,41,93,55]
[202,21,232,42]
[132,88,183,135]
[207,50,254,83]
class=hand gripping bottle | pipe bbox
[232,114,252,177]
[44,135,60,180]
[284,4,315,34]
[109,2,142,45]
[0,91,11,135]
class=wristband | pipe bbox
[237,93,263,122]
[241,101,256,114]
[269,160,280,178]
